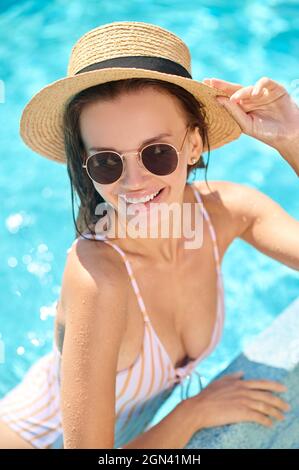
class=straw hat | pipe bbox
[20,21,242,164]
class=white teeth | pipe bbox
[121,189,161,204]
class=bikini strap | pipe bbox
[190,183,221,273]
[75,231,150,323]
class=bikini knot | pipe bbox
[178,369,204,401]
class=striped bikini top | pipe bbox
[55,182,225,448]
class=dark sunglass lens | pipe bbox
[141,144,178,176]
[87,152,122,184]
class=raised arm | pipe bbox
[238,185,299,270]
[59,240,128,448]
[198,180,299,271]
[203,76,299,176]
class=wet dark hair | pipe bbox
[62,78,211,238]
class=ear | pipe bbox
[188,126,203,165]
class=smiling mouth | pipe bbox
[120,188,165,204]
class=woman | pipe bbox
[0,21,298,449]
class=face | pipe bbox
[79,87,203,227]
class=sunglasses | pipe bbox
[82,127,190,185]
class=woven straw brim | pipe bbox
[20,67,242,164]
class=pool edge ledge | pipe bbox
[185,296,299,449]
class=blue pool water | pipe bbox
[0,0,298,426]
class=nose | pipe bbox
[120,152,147,188]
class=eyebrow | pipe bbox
[88,133,172,153]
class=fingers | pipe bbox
[246,390,291,413]
[241,381,290,424]
[251,84,269,98]
[202,77,243,95]
[242,397,286,422]
[202,77,243,89]
[230,85,255,102]
[243,379,287,393]
[251,76,284,96]
[245,409,273,427]
[215,96,253,133]
[230,85,270,102]
[204,76,287,103]
[258,402,286,422]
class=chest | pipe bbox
[117,216,226,372]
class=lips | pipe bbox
[136,187,166,208]
[123,189,160,204]
[119,187,165,204]
[120,187,166,211]
[144,187,164,204]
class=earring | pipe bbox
[190,157,197,164]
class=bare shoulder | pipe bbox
[58,236,129,330]
[191,180,262,249]
[193,179,256,208]
[194,178,281,223]
[66,236,128,285]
